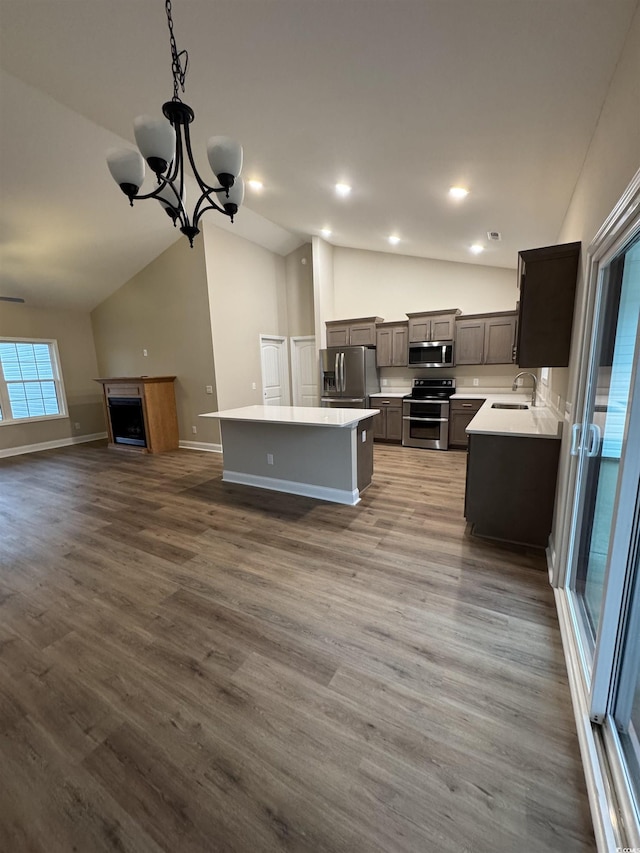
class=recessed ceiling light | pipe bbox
[248,179,263,191]
[388,235,401,246]
[470,243,484,254]
[321,228,332,238]
[449,187,469,200]
[335,183,351,197]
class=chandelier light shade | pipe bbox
[105,0,243,247]
[106,148,145,192]
[207,136,243,185]
[133,115,176,174]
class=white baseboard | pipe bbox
[0,432,108,459]
[178,440,222,453]
[222,469,360,505]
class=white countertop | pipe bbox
[450,392,492,400]
[200,405,380,428]
[369,392,408,399]
[466,395,562,439]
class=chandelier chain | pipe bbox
[165,0,189,101]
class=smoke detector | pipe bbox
[487,231,502,242]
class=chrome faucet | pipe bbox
[512,371,537,406]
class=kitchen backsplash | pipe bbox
[379,364,524,393]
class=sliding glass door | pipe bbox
[569,238,640,655]
[563,191,640,845]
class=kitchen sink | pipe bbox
[491,402,529,410]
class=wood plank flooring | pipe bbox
[0,441,595,852]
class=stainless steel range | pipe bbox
[402,378,455,450]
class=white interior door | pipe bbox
[260,335,290,406]
[290,336,318,406]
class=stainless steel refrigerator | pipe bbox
[320,346,380,407]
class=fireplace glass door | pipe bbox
[108,396,147,447]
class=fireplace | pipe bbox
[107,396,147,447]
[96,376,178,454]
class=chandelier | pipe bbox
[106,0,243,247]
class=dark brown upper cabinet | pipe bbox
[516,242,581,367]
[455,312,517,365]
[406,309,461,342]
[326,317,383,348]
[375,321,408,367]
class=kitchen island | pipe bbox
[200,405,380,505]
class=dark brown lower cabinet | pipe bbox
[372,398,403,442]
[464,432,561,548]
[449,399,485,448]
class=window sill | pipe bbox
[0,413,69,427]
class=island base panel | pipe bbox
[219,418,373,505]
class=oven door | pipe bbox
[402,399,449,449]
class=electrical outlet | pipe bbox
[192,425,197,434]
[267,453,274,465]
[473,378,479,386]
[381,378,388,386]
[252,382,257,390]
[74,422,81,431]
[205,385,213,394]
[143,348,148,357]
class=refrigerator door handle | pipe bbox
[334,352,339,390]
[340,352,345,392]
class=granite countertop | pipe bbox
[200,405,380,428]
[369,392,409,399]
[465,395,562,439]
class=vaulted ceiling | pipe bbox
[0,0,637,310]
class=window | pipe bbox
[0,338,67,425]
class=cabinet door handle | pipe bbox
[381,400,390,405]
[461,403,473,408]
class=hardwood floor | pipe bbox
[0,441,595,852]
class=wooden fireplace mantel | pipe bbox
[96,376,179,454]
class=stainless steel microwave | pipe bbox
[408,340,455,368]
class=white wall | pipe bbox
[550,5,640,571]
[312,236,335,349]
[285,243,314,337]
[203,222,288,411]
[331,247,517,321]
[0,303,104,451]
[91,237,220,447]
